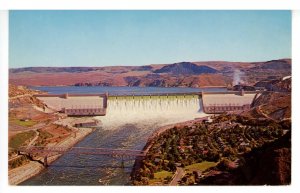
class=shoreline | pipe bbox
[130,116,210,182]
[30,85,227,89]
[8,126,95,185]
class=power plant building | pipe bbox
[36,93,107,116]
[202,92,259,114]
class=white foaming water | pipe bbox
[96,95,206,129]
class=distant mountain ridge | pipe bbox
[9,58,291,87]
[9,67,102,73]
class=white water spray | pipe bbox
[96,95,206,129]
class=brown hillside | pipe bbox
[9,59,291,87]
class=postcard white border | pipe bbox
[1,9,299,193]
[0,0,299,10]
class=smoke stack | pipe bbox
[240,89,245,96]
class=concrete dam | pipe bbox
[36,91,259,116]
[35,91,260,130]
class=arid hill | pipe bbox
[9,59,291,87]
[153,62,218,75]
[252,59,291,70]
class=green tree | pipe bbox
[167,160,176,171]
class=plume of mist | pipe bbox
[98,96,205,129]
[233,69,244,85]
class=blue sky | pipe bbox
[9,11,291,68]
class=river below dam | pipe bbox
[21,124,159,185]
[21,86,225,185]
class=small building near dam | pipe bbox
[63,107,106,116]
[202,90,260,114]
[73,119,100,128]
[35,93,107,116]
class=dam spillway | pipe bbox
[107,95,201,113]
[99,94,204,129]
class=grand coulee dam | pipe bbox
[36,90,259,128]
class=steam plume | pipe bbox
[233,69,244,85]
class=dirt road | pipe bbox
[169,167,185,186]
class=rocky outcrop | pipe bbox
[244,92,291,120]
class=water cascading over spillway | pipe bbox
[98,94,205,129]
[109,95,201,112]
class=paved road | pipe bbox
[257,105,274,120]
[169,167,185,186]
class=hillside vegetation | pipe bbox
[132,114,290,185]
